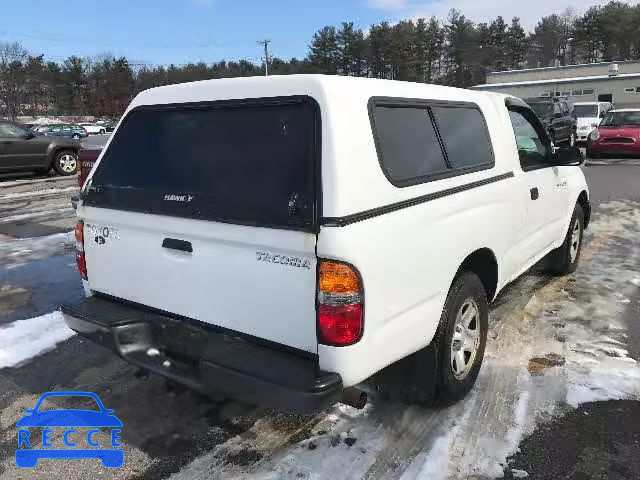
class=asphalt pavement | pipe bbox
[0,156,638,479]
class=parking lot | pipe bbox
[0,155,639,479]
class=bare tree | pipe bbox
[0,41,28,119]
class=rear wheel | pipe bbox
[53,150,78,176]
[435,272,488,402]
[546,204,584,275]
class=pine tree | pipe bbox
[308,26,340,74]
[505,18,528,69]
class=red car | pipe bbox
[586,109,640,158]
[78,145,102,188]
[71,144,103,209]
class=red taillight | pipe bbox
[76,251,87,280]
[75,221,87,280]
[318,304,363,346]
[74,222,84,244]
[317,260,363,346]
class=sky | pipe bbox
[0,0,629,66]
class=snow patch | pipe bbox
[0,186,77,200]
[0,207,74,224]
[0,311,75,368]
[0,231,74,264]
[412,428,455,479]
[567,357,640,407]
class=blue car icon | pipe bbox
[15,391,123,468]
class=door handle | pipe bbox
[162,238,193,253]
[530,187,539,200]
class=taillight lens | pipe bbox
[317,260,363,346]
[74,222,84,244]
[75,221,87,280]
[76,251,87,280]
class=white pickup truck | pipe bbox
[61,75,590,412]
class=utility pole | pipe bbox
[258,39,271,76]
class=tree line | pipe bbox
[1,1,640,119]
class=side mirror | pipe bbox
[554,146,583,166]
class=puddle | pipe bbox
[528,354,566,375]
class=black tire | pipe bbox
[99,129,106,134]
[546,204,584,275]
[52,150,78,176]
[435,272,488,402]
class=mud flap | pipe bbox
[370,340,439,405]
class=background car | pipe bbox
[41,124,88,139]
[525,97,577,146]
[95,120,117,132]
[33,124,56,134]
[0,120,79,175]
[587,109,640,158]
[574,101,614,144]
[79,122,106,135]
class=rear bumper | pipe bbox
[60,296,342,413]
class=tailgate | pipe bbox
[80,96,320,353]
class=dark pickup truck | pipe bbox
[525,97,577,147]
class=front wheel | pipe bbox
[435,272,488,402]
[546,204,584,275]
[53,151,78,176]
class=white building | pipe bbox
[471,61,640,108]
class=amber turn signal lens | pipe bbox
[74,221,84,244]
[319,261,361,294]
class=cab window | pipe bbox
[508,109,553,171]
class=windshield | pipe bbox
[600,111,640,127]
[574,105,598,118]
[529,103,553,118]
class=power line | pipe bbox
[257,39,271,76]
[0,30,255,49]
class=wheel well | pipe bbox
[49,147,78,166]
[456,248,498,302]
[578,190,591,229]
